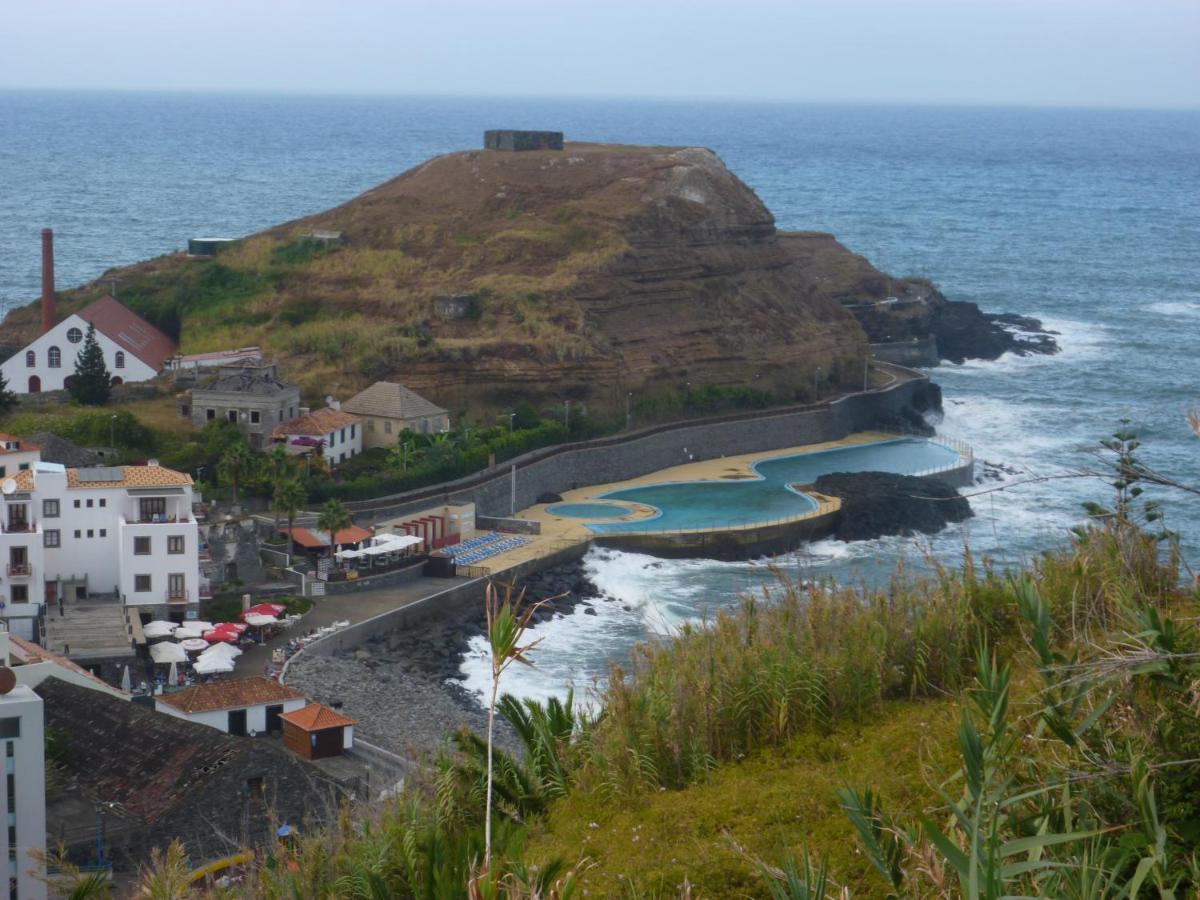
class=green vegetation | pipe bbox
[0,370,17,415]
[201,593,310,623]
[94,425,1200,898]
[69,323,112,406]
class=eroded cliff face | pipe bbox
[4,144,928,412]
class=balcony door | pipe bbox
[6,503,28,532]
[139,497,167,522]
[167,573,186,600]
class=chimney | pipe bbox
[41,228,56,335]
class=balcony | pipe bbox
[130,515,192,526]
[6,563,31,578]
[1,520,35,534]
[165,589,191,604]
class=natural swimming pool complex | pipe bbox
[576,437,967,535]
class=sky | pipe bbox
[2,0,1197,108]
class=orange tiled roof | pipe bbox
[156,676,304,715]
[279,703,355,731]
[9,469,36,490]
[284,525,373,549]
[68,465,193,489]
[79,295,178,370]
[272,407,360,439]
[8,635,130,696]
[0,434,41,455]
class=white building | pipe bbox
[271,407,362,466]
[0,295,177,395]
[0,634,47,900]
[0,436,41,481]
[0,458,202,640]
[155,676,306,736]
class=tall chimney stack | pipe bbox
[41,228,56,335]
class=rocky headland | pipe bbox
[809,471,973,541]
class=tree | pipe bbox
[0,370,17,415]
[316,498,352,566]
[69,322,112,406]
[218,441,254,504]
[273,478,306,545]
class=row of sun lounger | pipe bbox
[455,535,531,565]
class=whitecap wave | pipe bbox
[1148,301,1200,319]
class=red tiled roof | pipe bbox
[79,295,178,371]
[9,635,129,697]
[272,408,360,439]
[283,525,373,549]
[279,703,355,731]
[156,676,303,714]
[0,434,41,456]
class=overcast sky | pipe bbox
[2,0,1197,108]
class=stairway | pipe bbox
[43,596,135,660]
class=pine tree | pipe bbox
[70,322,112,406]
[0,370,17,415]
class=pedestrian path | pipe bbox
[44,598,135,660]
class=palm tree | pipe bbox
[316,498,353,567]
[387,439,420,474]
[217,441,254,504]
[273,478,307,547]
[266,443,292,484]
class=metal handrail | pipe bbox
[6,563,31,576]
[165,589,190,602]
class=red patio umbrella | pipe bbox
[242,603,286,621]
[215,621,249,634]
[203,629,238,643]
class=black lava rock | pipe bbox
[812,471,972,542]
[536,492,564,504]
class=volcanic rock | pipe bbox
[812,471,972,542]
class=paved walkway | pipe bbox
[238,576,469,676]
[45,598,135,660]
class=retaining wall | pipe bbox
[870,336,940,367]
[350,368,940,527]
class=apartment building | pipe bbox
[0,459,201,639]
[0,634,46,900]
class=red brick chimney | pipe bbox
[41,228,56,335]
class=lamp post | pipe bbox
[507,413,515,435]
[110,413,117,450]
[625,392,633,430]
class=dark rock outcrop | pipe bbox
[811,471,972,542]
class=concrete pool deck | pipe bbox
[473,431,912,572]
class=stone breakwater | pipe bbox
[284,561,601,757]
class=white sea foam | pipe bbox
[1148,301,1200,319]
[943,315,1110,377]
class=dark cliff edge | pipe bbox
[809,471,973,541]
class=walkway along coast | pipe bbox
[279,363,974,736]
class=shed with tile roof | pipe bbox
[155,676,306,735]
[280,703,355,759]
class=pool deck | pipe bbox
[474,431,901,572]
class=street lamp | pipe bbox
[625,392,633,430]
[110,414,117,451]
[506,413,514,435]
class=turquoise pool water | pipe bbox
[548,502,636,519]
[587,438,964,534]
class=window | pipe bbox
[0,719,18,739]
[99,498,106,507]
[17,464,28,472]
[73,499,81,508]
[367,419,375,432]
[99,528,106,537]
[250,410,260,424]
[134,536,151,555]
[24,350,34,368]
[167,573,186,599]
[139,497,166,520]
[73,530,81,539]
[168,535,185,554]
[10,586,27,604]
[5,773,13,814]
[67,327,83,343]
[339,428,346,443]
[350,424,356,439]
[227,410,238,423]
[86,529,94,538]
[134,575,151,592]
[86,498,93,508]
[384,420,393,434]
[115,350,125,368]
[206,408,215,421]
[0,467,5,478]
[44,530,60,548]
[48,345,61,368]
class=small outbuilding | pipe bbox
[280,703,355,760]
[155,676,306,736]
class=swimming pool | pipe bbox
[586,438,964,534]
[548,502,637,519]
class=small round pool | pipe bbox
[547,502,636,519]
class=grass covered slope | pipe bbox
[4,143,872,414]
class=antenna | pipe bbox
[1,479,16,495]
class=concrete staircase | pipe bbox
[44,597,135,660]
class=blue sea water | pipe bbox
[2,91,1198,703]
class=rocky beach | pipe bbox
[285,560,602,757]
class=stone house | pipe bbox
[341,381,450,448]
[184,361,301,448]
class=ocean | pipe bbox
[2,91,1198,705]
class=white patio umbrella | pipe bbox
[150,642,187,664]
[179,638,209,653]
[120,665,131,693]
[187,620,215,632]
[168,661,178,685]
[192,654,235,675]
[243,613,278,627]
[201,642,242,660]
[173,625,204,640]
[142,621,176,639]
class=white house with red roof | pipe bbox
[1,295,177,394]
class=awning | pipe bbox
[283,526,374,549]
